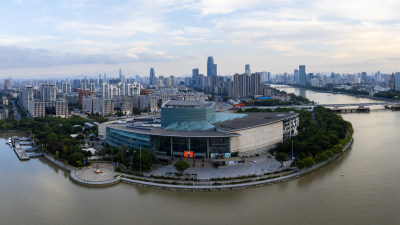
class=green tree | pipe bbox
[174,161,190,175]
[275,152,288,167]
[69,152,84,167]
[297,156,315,169]
[132,149,155,171]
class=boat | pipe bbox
[6,138,11,145]
[391,105,400,111]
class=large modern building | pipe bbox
[395,72,400,91]
[149,67,156,85]
[207,56,217,76]
[299,65,306,85]
[105,100,298,158]
[245,64,251,76]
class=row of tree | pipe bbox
[241,106,353,169]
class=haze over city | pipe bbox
[1,0,400,78]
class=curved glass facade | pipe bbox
[107,126,230,158]
[161,102,216,127]
[106,127,151,150]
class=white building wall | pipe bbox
[229,121,283,153]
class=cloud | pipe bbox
[0,46,175,68]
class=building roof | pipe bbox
[162,100,214,109]
[213,112,298,132]
[108,124,238,138]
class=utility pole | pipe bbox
[292,139,294,160]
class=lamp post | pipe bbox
[291,139,294,160]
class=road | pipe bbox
[11,100,22,121]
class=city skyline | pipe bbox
[1,0,400,78]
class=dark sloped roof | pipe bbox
[108,124,238,138]
[213,112,298,132]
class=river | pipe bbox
[1,88,399,225]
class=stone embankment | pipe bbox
[42,138,353,191]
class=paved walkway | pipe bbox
[74,163,117,182]
[151,155,293,179]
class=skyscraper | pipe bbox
[299,65,306,85]
[250,73,261,96]
[294,69,299,83]
[233,73,249,98]
[62,82,71,94]
[101,83,110,99]
[119,68,125,83]
[361,72,367,83]
[395,72,400,91]
[245,64,251,76]
[40,84,56,102]
[149,67,155,85]
[192,68,199,87]
[207,56,217,76]
[90,83,95,92]
[4,78,11,90]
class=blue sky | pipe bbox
[1,0,400,78]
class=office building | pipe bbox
[62,82,72,94]
[149,67,156,85]
[207,56,217,76]
[294,69,299,83]
[192,68,199,87]
[245,64,251,76]
[4,79,11,90]
[299,65,306,85]
[395,72,400,91]
[40,84,57,102]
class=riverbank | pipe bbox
[40,137,353,191]
[288,84,400,103]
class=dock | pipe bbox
[10,136,40,161]
[27,152,44,158]
[14,147,29,160]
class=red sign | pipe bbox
[184,151,194,158]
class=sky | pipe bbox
[1,0,400,79]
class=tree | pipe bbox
[116,111,124,117]
[132,149,155,171]
[69,152,84,167]
[174,161,190,175]
[275,152,288,167]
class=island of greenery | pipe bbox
[238,106,353,169]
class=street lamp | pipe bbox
[291,139,294,160]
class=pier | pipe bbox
[10,136,39,160]
[14,147,29,160]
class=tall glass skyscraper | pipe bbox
[192,68,199,87]
[149,67,155,85]
[299,65,306,85]
[207,56,217,76]
[245,64,251,75]
[294,69,299,83]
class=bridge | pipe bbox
[243,102,398,110]
[318,102,393,107]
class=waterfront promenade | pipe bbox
[41,137,352,190]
